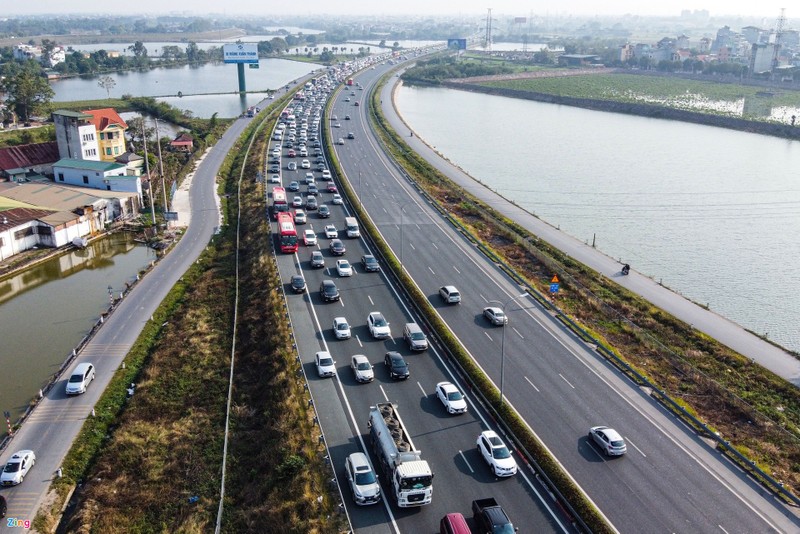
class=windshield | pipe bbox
[411,332,425,340]
[357,362,371,371]
[611,440,625,448]
[337,323,348,330]
[69,374,83,383]
[398,474,432,490]
[4,462,20,473]
[492,446,511,459]
[281,236,297,245]
[447,391,463,401]
[355,470,376,485]
[374,316,387,326]
[319,357,333,367]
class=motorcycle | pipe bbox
[621,264,630,276]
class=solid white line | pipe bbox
[524,376,540,392]
[417,381,426,396]
[484,332,493,342]
[428,266,436,275]
[459,450,475,474]
[513,327,524,339]
[559,373,575,389]
[626,437,647,458]
[379,384,389,402]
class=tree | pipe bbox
[98,76,116,99]
[1,66,54,122]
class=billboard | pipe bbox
[447,38,467,50]
[514,17,527,23]
[223,43,259,64]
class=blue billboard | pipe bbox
[447,39,467,50]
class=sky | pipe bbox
[3,2,793,20]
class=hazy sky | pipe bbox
[3,2,793,19]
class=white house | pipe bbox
[52,110,101,161]
[53,158,142,203]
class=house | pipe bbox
[82,108,128,162]
[53,158,142,203]
[557,54,602,67]
[170,133,194,153]
[52,110,100,161]
[0,142,60,182]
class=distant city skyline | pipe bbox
[2,2,794,21]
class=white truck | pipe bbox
[368,403,433,507]
[345,216,360,238]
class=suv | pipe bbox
[361,254,380,272]
[439,285,461,304]
[476,430,517,477]
[367,312,391,339]
[319,280,340,302]
[384,351,409,380]
[403,323,428,351]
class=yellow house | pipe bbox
[82,108,128,162]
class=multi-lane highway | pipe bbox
[305,59,800,533]
[269,67,571,533]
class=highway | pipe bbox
[270,66,570,533]
[320,59,800,532]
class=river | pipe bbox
[395,85,800,353]
[0,234,156,417]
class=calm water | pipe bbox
[51,59,322,118]
[0,234,156,416]
[396,86,800,353]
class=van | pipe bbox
[65,362,95,395]
[345,217,360,238]
[440,513,470,534]
[404,323,428,351]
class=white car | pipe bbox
[303,229,317,246]
[436,381,468,414]
[483,307,508,326]
[315,351,336,378]
[333,316,352,339]
[322,169,332,180]
[439,285,461,304]
[588,426,627,456]
[324,225,338,239]
[351,355,374,383]
[332,193,343,205]
[336,259,353,277]
[367,312,391,339]
[1,450,35,486]
[301,159,311,169]
[65,362,95,395]
[476,430,517,477]
[292,195,303,208]
[270,173,281,183]
[345,452,381,505]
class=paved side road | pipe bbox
[381,75,800,387]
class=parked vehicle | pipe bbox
[367,403,433,506]
[472,498,517,533]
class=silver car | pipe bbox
[345,452,381,505]
[588,426,627,456]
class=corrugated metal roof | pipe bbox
[52,109,93,119]
[54,158,127,172]
[0,183,105,211]
[0,142,60,171]
[0,207,57,232]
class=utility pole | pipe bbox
[142,120,156,233]
[153,118,169,227]
[771,8,786,78]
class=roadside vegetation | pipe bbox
[37,100,345,532]
[401,55,515,84]
[365,71,800,510]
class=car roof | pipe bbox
[72,362,93,373]
[348,451,370,469]
[352,354,368,363]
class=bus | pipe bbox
[271,186,289,220]
[276,211,298,253]
[346,78,354,86]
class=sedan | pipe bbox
[476,430,517,477]
[301,159,311,169]
[287,181,300,192]
[361,254,380,272]
[347,132,355,140]
[345,114,351,120]
[290,274,306,293]
[334,122,342,128]
[318,205,331,218]
[436,381,468,414]
[336,259,353,277]
[351,355,374,383]
[337,138,345,145]
[329,239,346,256]
[345,452,381,505]
[332,194,343,205]
[326,181,338,193]
[1,450,35,486]
[315,351,336,378]
[319,280,339,302]
[303,229,317,246]
[333,316,352,340]
[324,225,338,239]
[292,196,303,208]
[483,307,508,326]
[588,426,627,456]
[270,174,281,183]
[310,250,325,269]
[306,196,318,210]
[384,351,409,380]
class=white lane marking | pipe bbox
[459,450,475,474]
[559,373,575,389]
[453,265,461,274]
[355,335,363,348]
[339,298,345,307]
[416,381,426,396]
[484,332,493,342]
[513,327,524,339]
[368,295,374,306]
[379,384,389,402]
[626,437,646,458]
[524,376,540,392]
[428,266,436,275]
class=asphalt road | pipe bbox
[322,61,800,533]
[272,71,570,533]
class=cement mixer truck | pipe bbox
[367,402,433,507]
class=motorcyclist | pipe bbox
[622,263,630,275]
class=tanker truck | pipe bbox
[367,402,433,507]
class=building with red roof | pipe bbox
[82,108,128,162]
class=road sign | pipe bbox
[551,275,559,283]
[550,282,559,294]
[249,63,260,69]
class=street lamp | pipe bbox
[488,293,528,407]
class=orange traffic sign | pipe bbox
[551,275,559,283]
